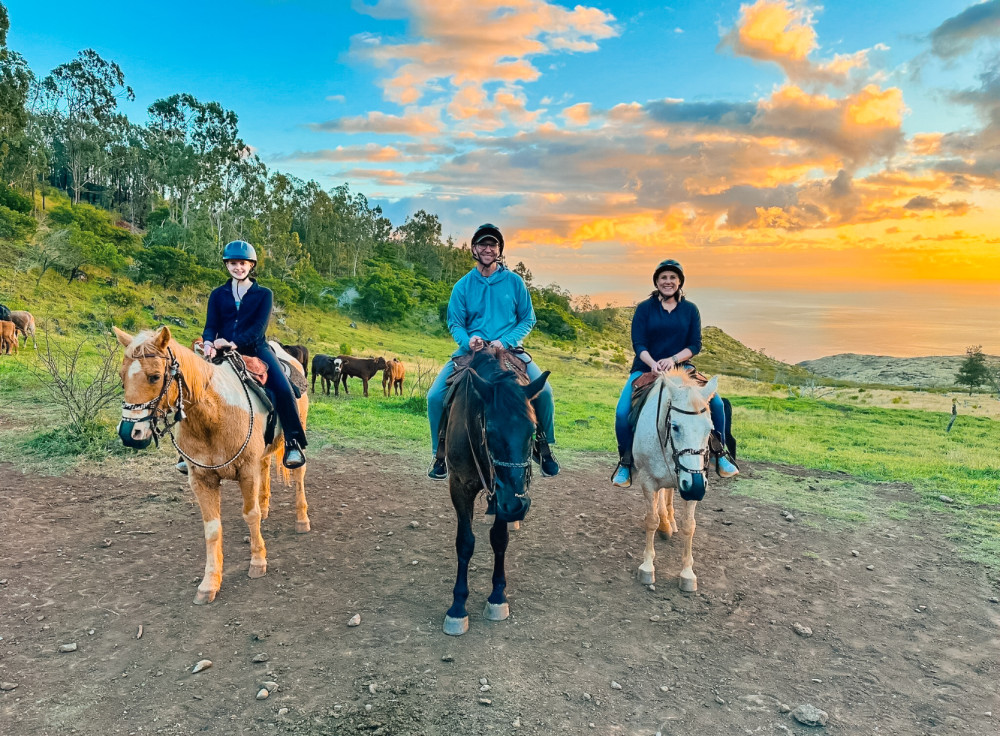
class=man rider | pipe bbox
[426,223,559,480]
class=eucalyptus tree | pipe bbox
[40,49,134,203]
[0,2,34,182]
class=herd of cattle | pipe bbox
[259,343,406,398]
[0,304,36,355]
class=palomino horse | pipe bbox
[443,349,549,636]
[114,326,310,604]
[632,370,718,592]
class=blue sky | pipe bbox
[7,1,1000,360]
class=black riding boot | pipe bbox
[533,429,560,477]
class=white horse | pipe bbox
[632,370,718,592]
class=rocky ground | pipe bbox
[798,353,999,390]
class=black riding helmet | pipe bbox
[653,258,684,288]
[471,223,504,254]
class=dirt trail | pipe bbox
[1,453,998,735]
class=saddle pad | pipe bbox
[278,358,308,395]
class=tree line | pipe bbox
[0,3,601,338]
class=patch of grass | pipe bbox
[730,469,881,524]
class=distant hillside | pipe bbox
[798,353,997,389]
[699,325,817,382]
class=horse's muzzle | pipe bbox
[118,420,153,450]
[678,472,706,502]
[494,493,531,523]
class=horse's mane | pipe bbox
[124,330,212,404]
[469,350,535,423]
[124,330,170,359]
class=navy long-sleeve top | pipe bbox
[630,296,702,373]
[202,280,272,353]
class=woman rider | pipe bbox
[197,240,307,469]
[611,259,739,487]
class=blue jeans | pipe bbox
[246,343,307,447]
[614,371,727,458]
[428,357,555,455]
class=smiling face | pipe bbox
[655,270,681,301]
[225,259,254,281]
[472,238,500,269]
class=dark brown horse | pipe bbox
[442,349,549,636]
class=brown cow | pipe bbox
[0,320,18,355]
[9,311,35,349]
[335,355,388,397]
[383,358,406,396]
[279,344,309,379]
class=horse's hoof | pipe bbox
[261,508,270,521]
[508,520,520,531]
[679,571,698,592]
[638,568,655,586]
[443,615,469,636]
[193,589,217,605]
[249,562,267,579]
[657,529,671,541]
[483,601,509,621]
[296,520,311,533]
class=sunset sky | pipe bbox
[8,0,1000,361]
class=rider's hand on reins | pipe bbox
[469,336,486,351]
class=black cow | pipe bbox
[280,343,309,379]
[0,304,10,323]
[311,354,342,395]
[334,355,388,397]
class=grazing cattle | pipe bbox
[0,304,10,323]
[311,354,343,395]
[335,355,388,397]
[0,320,18,355]
[279,344,309,379]
[383,358,406,396]
[9,311,36,349]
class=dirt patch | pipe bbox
[1,452,998,735]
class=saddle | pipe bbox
[241,355,308,397]
[434,347,532,463]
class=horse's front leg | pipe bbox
[238,471,267,579]
[484,514,510,621]
[638,488,660,585]
[444,499,475,636]
[259,454,273,521]
[190,472,223,604]
[677,499,698,592]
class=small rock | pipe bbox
[278,708,289,716]
[582,692,592,701]
[791,703,829,726]
[650,615,661,622]
[88,629,95,635]
[0,682,17,691]
[659,685,669,692]
[479,698,492,706]
[480,677,489,685]
[364,703,372,712]
[263,681,278,692]
[648,584,655,592]
[778,703,791,713]
[411,560,419,566]
[369,683,377,694]
[512,717,521,728]
[480,684,491,692]
[851,550,859,557]
[783,512,795,521]
[715,695,725,704]
[582,641,592,649]
[939,495,954,504]
[347,614,362,627]
[256,688,269,700]
[409,521,420,528]
[441,654,454,662]
[866,565,875,571]
[589,723,596,728]
[610,681,622,690]
[793,623,813,637]
[989,597,998,604]
[192,659,212,673]
[252,653,269,663]
[102,539,113,547]
[58,643,78,653]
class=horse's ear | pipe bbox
[469,370,494,402]
[700,375,719,401]
[152,326,172,350]
[112,326,133,347]
[523,371,550,401]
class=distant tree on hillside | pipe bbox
[956,345,989,394]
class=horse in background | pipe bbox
[114,326,310,604]
[9,311,36,349]
[632,370,718,592]
[442,349,549,636]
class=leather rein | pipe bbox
[654,382,710,477]
[121,347,256,470]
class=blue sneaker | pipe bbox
[717,456,739,478]
[611,464,631,488]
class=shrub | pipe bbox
[0,185,32,214]
[0,203,36,241]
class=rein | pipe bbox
[462,370,532,501]
[121,347,257,470]
[655,381,711,476]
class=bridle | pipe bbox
[463,372,532,503]
[121,347,256,470]
[655,382,711,477]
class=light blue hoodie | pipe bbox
[447,266,536,357]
